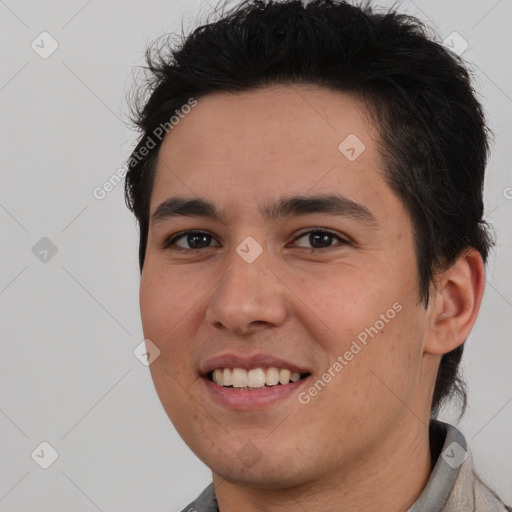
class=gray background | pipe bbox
[1,0,511,510]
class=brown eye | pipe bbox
[292,229,348,250]
[164,231,219,250]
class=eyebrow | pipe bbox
[151,193,378,227]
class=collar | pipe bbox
[407,419,466,511]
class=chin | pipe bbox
[194,442,320,490]
[212,460,309,489]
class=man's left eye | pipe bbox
[291,229,348,250]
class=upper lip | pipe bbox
[200,353,312,376]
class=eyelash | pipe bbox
[162,228,350,253]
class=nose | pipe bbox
[205,245,289,336]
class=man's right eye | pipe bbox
[163,230,220,251]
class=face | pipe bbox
[139,85,436,488]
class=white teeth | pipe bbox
[265,367,280,386]
[210,367,307,388]
[223,368,232,386]
[212,369,223,385]
[279,369,291,385]
[248,368,266,388]
[232,368,248,388]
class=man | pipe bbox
[124,1,510,510]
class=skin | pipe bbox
[139,84,485,511]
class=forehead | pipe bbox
[151,84,387,215]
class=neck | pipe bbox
[213,417,433,512]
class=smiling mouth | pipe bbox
[207,367,311,390]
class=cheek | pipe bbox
[139,267,201,370]
[292,266,384,346]
[140,269,205,426]
[140,261,196,331]
[341,301,426,405]
[300,263,422,392]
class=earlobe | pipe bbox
[424,249,485,356]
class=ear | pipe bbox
[424,248,486,355]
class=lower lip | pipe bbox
[203,376,309,410]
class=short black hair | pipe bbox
[124,0,494,418]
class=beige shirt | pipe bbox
[182,421,510,512]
